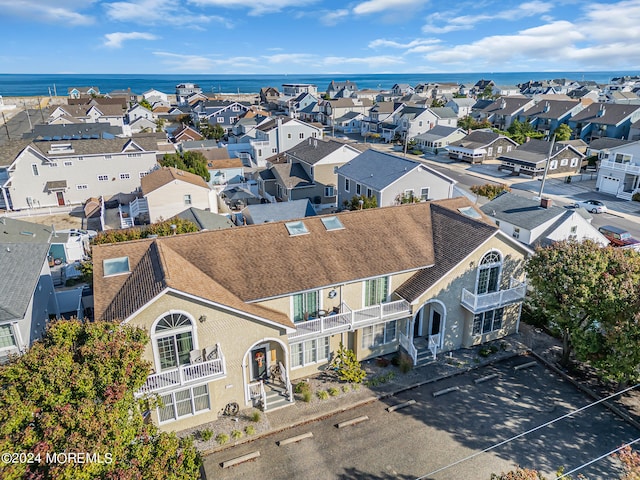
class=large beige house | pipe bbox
[92,197,530,432]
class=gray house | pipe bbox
[0,217,60,363]
[335,150,456,208]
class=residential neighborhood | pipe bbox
[3,74,640,480]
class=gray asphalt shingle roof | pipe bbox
[335,149,421,191]
[286,138,353,165]
[479,192,565,230]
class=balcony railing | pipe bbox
[460,278,526,313]
[137,352,226,396]
[600,160,640,174]
[288,299,411,341]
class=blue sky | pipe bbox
[2,0,640,74]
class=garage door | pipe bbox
[600,176,620,195]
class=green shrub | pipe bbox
[633,192,640,202]
[332,343,366,383]
[294,381,310,394]
[216,433,229,445]
[250,410,261,422]
[302,390,312,402]
[410,149,423,155]
[231,429,243,440]
[244,425,256,436]
[470,183,511,200]
[399,357,412,374]
[351,383,360,391]
[199,428,214,441]
[328,387,340,396]
[342,384,350,393]
[317,390,329,400]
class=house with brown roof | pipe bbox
[141,166,217,222]
[91,197,529,431]
[446,130,518,164]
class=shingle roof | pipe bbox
[448,130,513,149]
[394,201,498,302]
[520,100,581,119]
[587,137,633,150]
[286,138,355,165]
[175,208,234,231]
[270,162,313,188]
[0,139,32,167]
[335,150,422,191]
[479,192,564,230]
[481,97,531,115]
[29,134,160,157]
[141,166,209,195]
[242,199,316,224]
[570,103,640,125]
[430,107,457,119]
[414,125,464,141]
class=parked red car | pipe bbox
[598,225,640,249]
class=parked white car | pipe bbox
[574,199,607,214]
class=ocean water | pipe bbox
[0,72,638,97]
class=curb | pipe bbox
[202,349,524,457]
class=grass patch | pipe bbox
[328,387,340,396]
[250,410,261,422]
[294,381,310,394]
[244,425,256,436]
[317,390,330,400]
[231,429,243,440]
[342,384,350,393]
[216,433,229,445]
[199,428,214,441]
[302,390,312,403]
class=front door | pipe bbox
[251,347,268,381]
[56,192,65,206]
[429,310,441,336]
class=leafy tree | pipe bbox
[91,217,200,245]
[209,123,225,141]
[331,343,366,384]
[506,119,544,144]
[526,241,640,378]
[490,467,547,479]
[176,114,194,126]
[138,98,153,110]
[480,85,495,99]
[343,195,377,210]
[553,123,572,141]
[431,98,445,107]
[617,445,640,479]
[458,115,492,131]
[470,183,511,200]
[160,151,210,182]
[0,320,201,480]
[155,118,166,133]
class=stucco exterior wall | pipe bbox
[145,181,212,223]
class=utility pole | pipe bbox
[1,112,10,140]
[23,101,33,131]
[537,134,556,199]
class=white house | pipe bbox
[0,135,160,211]
[141,166,218,223]
[595,140,640,200]
[480,193,609,247]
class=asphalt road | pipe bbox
[0,107,48,145]
[203,356,639,480]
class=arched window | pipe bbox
[154,313,194,371]
[477,251,502,295]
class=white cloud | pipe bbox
[321,55,405,69]
[154,51,265,72]
[368,38,440,49]
[104,32,158,48]
[106,0,232,27]
[263,53,318,64]
[188,0,318,16]
[353,0,429,15]
[320,9,349,25]
[0,0,95,25]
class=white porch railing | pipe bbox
[461,278,526,313]
[429,334,440,360]
[288,299,410,341]
[279,361,293,402]
[137,357,225,395]
[399,331,417,365]
[129,197,149,219]
[248,381,267,410]
[600,160,640,174]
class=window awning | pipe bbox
[45,180,67,191]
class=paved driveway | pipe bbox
[203,356,637,480]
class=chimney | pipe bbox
[540,198,552,209]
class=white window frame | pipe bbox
[299,133,304,139]
[119,173,130,180]
[420,187,430,201]
[0,324,17,350]
[570,157,578,167]
[476,250,502,295]
[31,164,39,176]
[549,159,558,170]
[76,184,88,190]
[472,308,504,336]
[290,337,330,369]
[97,175,109,182]
[184,194,192,206]
[64,161,73,167]
[560,158,568,167]
[324,186,335,197]
[361,321,397,349]
[356,183,361,196]
[151,312,197,373]
[158,384,210,424]
[139,171,148,178]
[217,117,224,123]
[345,178,350,192]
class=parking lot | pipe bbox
[203,356,639,480]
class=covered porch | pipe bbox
[244,339,294,412]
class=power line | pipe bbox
[555,437,640,479]
[417,382,640,479]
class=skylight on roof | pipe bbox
[458,206,482,220]
[285,221,309,236]
[103,256,130,276]
[321,216,344,231]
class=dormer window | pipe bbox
[103,256,130,276]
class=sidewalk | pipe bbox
[184,326,559,456]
